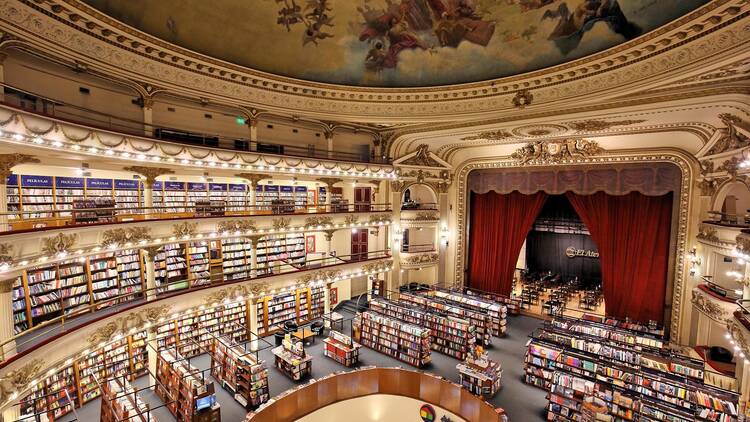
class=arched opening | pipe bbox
[713,181,750,224]
[401,183,437,210]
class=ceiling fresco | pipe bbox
[82,0,711,87]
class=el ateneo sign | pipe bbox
[565,246,599,259]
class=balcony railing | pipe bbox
[701,276,742,302]
[705,211,750,228]
[400,201,438,211]
[0,203,391,234]
[0,249,392,367]
[1,83,390,164]
[401,243,436,253]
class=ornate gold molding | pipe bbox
[460,130,513,141]
[322,229,336,242]
[511,139,603,164]
[691,288,730,323]
[567,119,646,132]
[85,305,172,346]
[203,282,268,305]
[0,278,14,293]
[123,166,175,188]
[0,243,13,267]
[401,253,439,267]
[171,222,197,238]
[736,233,750,255]
[235,173,266,186]
[273,218,291,231]
[718,156,743,178]
[727,317,750,359]
[41,233,77,255]
[696,224,720,243]
[101,227,151,247]
[399,145,443,168]
[344,215,359,225]
[361,260,394,273]
[216,220,258,234]
[297,270,342,285]
[390,180,406,193]
[705,114,750,156]
[304,216,333,227]
[0,154,39,179]
[317,177,342,187]
[0,359,45,405]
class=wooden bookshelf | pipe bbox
[429,289,508,337]
[323,331,361,367]
[457,351,502,399]
[255,287,324,336]
[155,349,220,422]
[353,311,431,368]
[211,336,269,409]
[272,337,312,381]
[369,297,474,360]
[100,376,153,422]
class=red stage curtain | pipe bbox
[468,191,547,295]
[565,192,673,324]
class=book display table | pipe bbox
[272,337,312,381]
[457,349,502,399]
[323,331,361,367]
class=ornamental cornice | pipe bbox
[400,253,439,268]
[85,305,172,347]
[691,287,732,323]
[453,150,694,343]
[0,0,748,119]
[727,317,750,359]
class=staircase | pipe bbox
[334,294,369,315]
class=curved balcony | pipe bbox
[245,367,502,422]
[2,83,390,165]
[0,249,393,413]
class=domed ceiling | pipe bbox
[82,0,710,87]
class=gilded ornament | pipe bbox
[0,359,45,404]
[400,145,443,168]
[361,260,393,273]
[323,229,336,242]
[414,212,439,221]
[706,114,750,155]
[273,218,291,231]
[736,233,750,255]
[123,166,175,188]
[0,243,13,267]
[203,284,260,305]
[101,227,151,247]
[235,173,266,186]
[172,222,197,238]
[304,216,333,227]
[511,139,603,164]
[401,253,439,266]
[41,233,77,255]
[460,130,513,141]
[368,215,391,225]
[317,177,343,187]
[718,156,743,178]
[344,215,359,225]
[512,90,533,108]
[567,119,645,132]
[0,154,40,179]
[727,319,750,358]
[697,179,720,197]
[86,305,172,346]
[691,288,728,322]
[696,224,719,243]
[700,160,715,176]
[390,180,406,193]
[216,220,258,234]
[298,269,342,284]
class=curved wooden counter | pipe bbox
[245,367,503,422]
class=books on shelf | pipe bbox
[221,238,253,281]
[187,240,211,287]
[457,351,503,399]
[100,376,153,422]
[323,331,361,367]
[156,349,220,421]
[369,297,475,360]
[353,311,431,367]
[271,337,312,381]
[227,184,247,212]
[154,242,188,292]
[211,336,270,409]
[431,289,508,337]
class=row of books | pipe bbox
[211,336,270,409]
[353,311,431,367]
[255,286,325,335]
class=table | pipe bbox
[294,328,316,345]
[271,345,312,381]
[324,312,344,332]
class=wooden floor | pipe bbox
[511,283,606,320]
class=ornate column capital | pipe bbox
[321,122,336,139]
[140,245,163,257]
[0,154,40,181]
[323,229,336,242]
[0,278,14,293]
[390,180,406,193]
[124,166,175,188]
[317,177,343,188]
[236,172,266,187]
[368,180,382,194]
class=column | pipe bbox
[249,118,258,143]
[123,166,175,218]
[236,174,264,214]
[0,178,8,232]
[147,327,158,387]
[324,282,333,315]
[324,125,335,159]
[141,247,159,301]
[143,97,154,137]
[248,298,259,351]
[743,261,750,301]
[317,178,341,212]
[437,188,449,285]
[249,235,261,278]
[0,278,17,361]
[1,405,19,422]
[388,181,403,294]
[324,230,335,258]
[0,52,6,102]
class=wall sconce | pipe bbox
[440,224,450,247]
[393,227,402,245]
[688,246,701,276]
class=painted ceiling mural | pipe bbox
[82,0,711,87]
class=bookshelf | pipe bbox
[371,279,384,297]
[464,289,522,316]
[323,331,361,367]
[55,176,85,217]
[77,337,131,404]
[310,284,325,319]
[221,237,253,281]
[155,242,188,292]
[369,297,475,360]
[187,182,209,208]
[155,303,248,355]
[156,349,220,422]
[279,186,294,207]
[114,179,141,214]
[272,336,312,381]
[294,186,308,209]
[457,350,503,399]
[353,311,431,367]
[6,174,19,219]
[398,291,493,347]
[88,253,119,304]
[255,233,305,275]
[162,181,187,213]
[258,185,278,211]
[12,276,28,334]
[211,336,270,409]
[208,183,228,206]
[25,262,63,326]
[116,249,144,300]
[100,375,152,422]
[431,289,508,337]
[227,184,247,212]
[255,287,322,335]
[152,181,164,210]
[187,240,211,287]
[19,364,78,421]
[20,175,55,219]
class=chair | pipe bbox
[311,320,325,337]
[274,331,285,346]
[284,321,298,333]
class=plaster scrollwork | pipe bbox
[317,177,343,187]
[691,288,730,323]
[101,227,151,247]
[401,253,439,267]
[408,212,439,221]
[736,233,750,255]
[727,318,750,359]
[203,282,268,305]
[273,218,291,231]
[400,145,443,168]
[172,222,197,238]
[85,305,172,346]
[718,156,743,178]
[304,216,333,227]
[235,173,266,186]
[361,260,393,273]
[700,160,715,176]
[706,114,750,156]
[460,130,513,141]
[344,215,359,225]
[567,119,646,132]
[123,166,175,188]
[0,154,39,179]
[511,139,603,165]
[697,178,721,197]
[216,220,258,234]
[322,229,336,242]
[0,359,45,405]
[390,180,406,193]
[41,233,77,255]
[0,243,13,267]
[696,224,720,243]
[297,269,342,284]
[368,215,391,225]
[512,90,533,109]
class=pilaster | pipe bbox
[248,297,259,351]
[0,154,40,230]
[0,278,16,361]
[124,166,175,216]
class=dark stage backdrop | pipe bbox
[525,231,601,285]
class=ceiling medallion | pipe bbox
[511,124,568,138]
[511,139,603,165]
[567,119,646,132]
